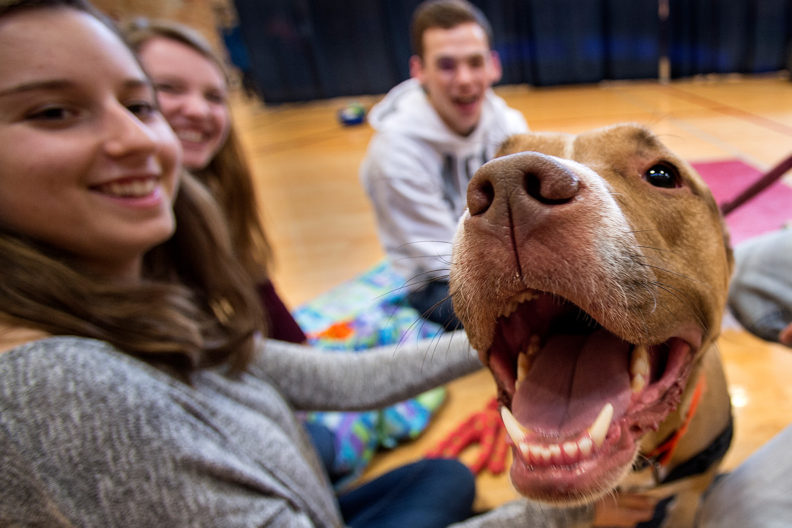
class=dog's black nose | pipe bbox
[467,152,580,217]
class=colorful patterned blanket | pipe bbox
[293,260,446,488]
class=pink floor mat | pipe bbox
[691,159,792,246]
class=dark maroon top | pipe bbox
[256,280,307,343]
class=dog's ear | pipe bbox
[495,132,573,158]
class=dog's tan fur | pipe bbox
[450,124,733,527]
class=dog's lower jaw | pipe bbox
[507,428,636,505]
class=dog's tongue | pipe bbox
[512,329,632,437]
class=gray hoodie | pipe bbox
[360,79,528,288]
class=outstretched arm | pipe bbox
[254,331,481,411]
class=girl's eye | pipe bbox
[27,106,76,122]
[644,163,680,189]
[127,100,157,119]
[205,91,227,105]
[154,81,183,94]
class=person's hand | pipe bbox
[779,322,792,346]
[592,492,657,527]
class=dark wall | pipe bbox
[231,0,792,104]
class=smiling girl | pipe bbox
[0,1,484,526]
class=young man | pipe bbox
[360,0,528,328]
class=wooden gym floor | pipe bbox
[232,75,792,510]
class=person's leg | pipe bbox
[407,279,463,330]
[302,421,340,481]
[338,458,475,528]
[698,425,792,527]
[728,229,792,345]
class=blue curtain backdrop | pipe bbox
[231,0,792,104]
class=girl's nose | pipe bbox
[102,103,159,158]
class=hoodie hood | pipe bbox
[368,78,519,153]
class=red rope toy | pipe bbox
[425,397,509,475]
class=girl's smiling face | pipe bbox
[137,36,231,171]
[0,7,182,279]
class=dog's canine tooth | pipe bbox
[588,403,614,447]
[515,336,539,391]
[630,345,650,393]
[631,373,647,393]
[501,406,530,444]
[516,351,531,391]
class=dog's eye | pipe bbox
[644,163,680,189]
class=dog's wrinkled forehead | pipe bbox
[497,124,711,197]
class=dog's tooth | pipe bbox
[562,441,578,459]
[630,345,649,394]
[588,403,614,448]
[516,352,531,385]
[500,406,529,444]
[516,338,538,391]
[631,345,649,378]
[528,444,542,462]
[517,440,530,459]
[515,290,537,305]
[500,291,539,318]
[527,335,540,356]
[578,436,593,457]
[549,444,562,463]
[631,373,647,393]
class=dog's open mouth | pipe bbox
[487,290,698,503]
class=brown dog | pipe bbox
[450,124,734,527]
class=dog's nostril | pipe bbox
[469,179,495,216]
[524,169,579,205]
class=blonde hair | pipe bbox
[122,18,274,283]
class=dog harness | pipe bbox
[633,377,734,484]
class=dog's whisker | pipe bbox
[643,263,707,286]
[394,255,454,263]
[402,269,451,289]
[635,244,667,253]
[651,281,712,334]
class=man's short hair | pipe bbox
[409,0,493,58]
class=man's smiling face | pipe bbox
[410,21,502,137]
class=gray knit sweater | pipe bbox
[0,333,591,527]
